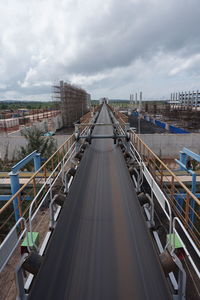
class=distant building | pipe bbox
[169,90,200,107]
[99,97,109,104]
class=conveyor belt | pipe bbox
[28,104,172,300]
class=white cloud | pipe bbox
[0,0,200,100]
[169,54,200,75]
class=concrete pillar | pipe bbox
[195,90,198,108]
[181,92,184,105]
[184,91,187,107]
[140,92,142,109]
[192,91,194,107]
[188,91,190,107]
[135,93,138,108]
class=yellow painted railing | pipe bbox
[0,111,93,243]
[130,130,200,248]
[116,110,200,248]
[0,134,75,241]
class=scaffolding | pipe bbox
[144,101,200,131]
[53,81,90,127]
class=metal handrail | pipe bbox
[130,130,200,244]
[115,110,199,246]
[172,217,200,279]
[0,134,75,214]
[138,148,173,239]
[0,217,29,272]
[28,124,90,248]
[130,130,200,206]
[28,141,76,249]
[116,107,200,205]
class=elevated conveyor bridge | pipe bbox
[0,104,199,300]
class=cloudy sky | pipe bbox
[0,0,200,101]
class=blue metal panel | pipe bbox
[12,151,38,173]
[34,153,41,171]
[1,151,41,213]
[175,159,194,175]
[174,194,184,214]
[9,172,20,221]
[169,125,190,134]
[0,195,11,201]
[182,147,200,163]
[175,159,196,225]
[0,195,31,201]
[155,120,166,129]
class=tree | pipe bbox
[19,126,57,169]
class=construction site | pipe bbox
[140,90,200,133]
[0,82,91,162]
[1,0,200,298]
[0,86,199,300]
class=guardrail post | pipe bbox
[57,151,61,172]
[179,151,187,170]
[185,193,190,228]
[189,173,196,226]
[33,178,37,197]
[9,172,21,221]
[160,168,163,188]
[147,149,150,166]
[170,176,175,204]
[34,153,41,171]
[51,158,54,171]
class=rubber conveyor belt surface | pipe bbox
[28,104,172,300]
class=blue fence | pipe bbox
[155,120,166,129]
[169,125,190,134]
[131,112,190,134]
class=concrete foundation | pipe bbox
[2,132,200,161]
[140,133,200,158]
[0,135,68,161]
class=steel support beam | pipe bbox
[175,159,196,225]
[12,151,41,173]
[182,147,200,163]
[34,153,41,171]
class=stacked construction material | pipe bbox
[0,118,19,133]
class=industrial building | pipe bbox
[170,90,200,107]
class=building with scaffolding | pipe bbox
[53,81,90,127]
[169,90,200,108]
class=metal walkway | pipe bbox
[28,104,171,300]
